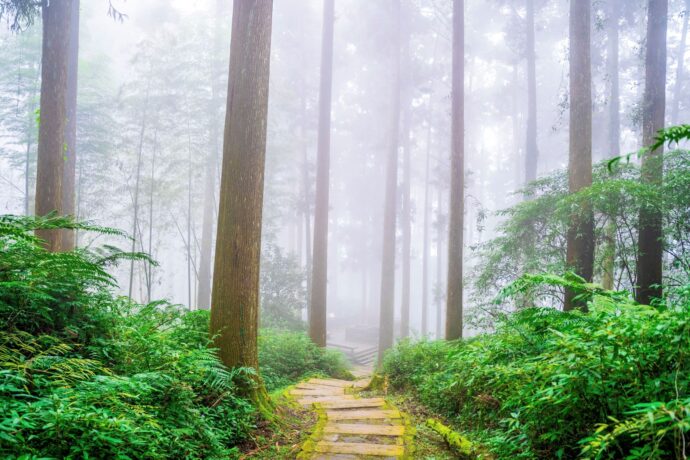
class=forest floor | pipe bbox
[240,369,458,459]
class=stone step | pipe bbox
[313,441,404,457]
[326,409,401,421]
[324,423,405,436]
[290,388,344,396]
[297,395,356,406]
[308,378,355,388]
[319,398,386,409]
[296,382,343,391]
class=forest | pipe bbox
[0,0,689,459]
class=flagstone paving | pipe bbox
[290,377,411,459]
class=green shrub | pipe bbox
[384,281,690,459]
[259,329,352,391]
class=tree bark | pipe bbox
[636,0,667,305]
[525,0,538,184]
[378,0,401,363]
[564,0,594,312]
[210,0,273,409]
[603,0,621,291]
[35,0,74,251]
[446,0,464,340]
[60,0,79,250]
[310,0,335,347]
[671,0,688,125]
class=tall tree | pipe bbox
[671,0,688,125]
[564,0,594,311]
[421,103,433,337]
[446,0,464,340]
[60,0,79,251]
[378,0,401,362]
[400,15,411,339]
[602,0,621,290]
[210,0,273,408]
[310,0,335,348]
[524,0,538,184]
[34,0,74,250]
[636,0,668,305]
[197,0,226,310]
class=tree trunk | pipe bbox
[446,0,464,340]
[636,0,667,305]
[524,0,538,185]
[127,87,149,300]
[436,187,444,338]
[35,0,74,251]
[421,105,432,337]
[564,0,594,312]
[146,132,157,303]
[671,0,688,125]
[301,94,313,316]
[60,0,79,250]
[378,0,401,363]
[400,25,411,339]
[310,0,335,347]
[210,0,273,410]
[602,0,621,291]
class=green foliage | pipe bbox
[384,277,690,459]
[607,124,690,171]
[260,244,307,330]
[0,215,351,458]
[471,149,690,322]
[258,329,351,392]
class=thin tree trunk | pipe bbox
[421,107,432,337]
[671,0,689,125]
[400,22,411,339]
[564,0,594,312]
[146,131,157,303]
[187,126,193,310]
[301,94,313,315]
[636,0,668,304]
[446,0,464,340]
[310,0,335,347]
[435,186,444,339]
[524,0,538,184]
[378,0,401,363]
[127,87,149,300]
[210,0,273,410]
[35,0,74,251]
[603,0,621,291]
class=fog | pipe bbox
[1,0,688,350]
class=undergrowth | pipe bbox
[383,277,690,459]
[0,215,348,459]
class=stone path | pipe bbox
[290,377,411,459]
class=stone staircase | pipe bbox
[291,377,411,459]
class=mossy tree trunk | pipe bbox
[35,0,74,251]
[636,0,667,305]
[60,0,79,251]
[564,0,594,312]
[210,0,274,410]
[446,0,464,340]
[310,0,335,348]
